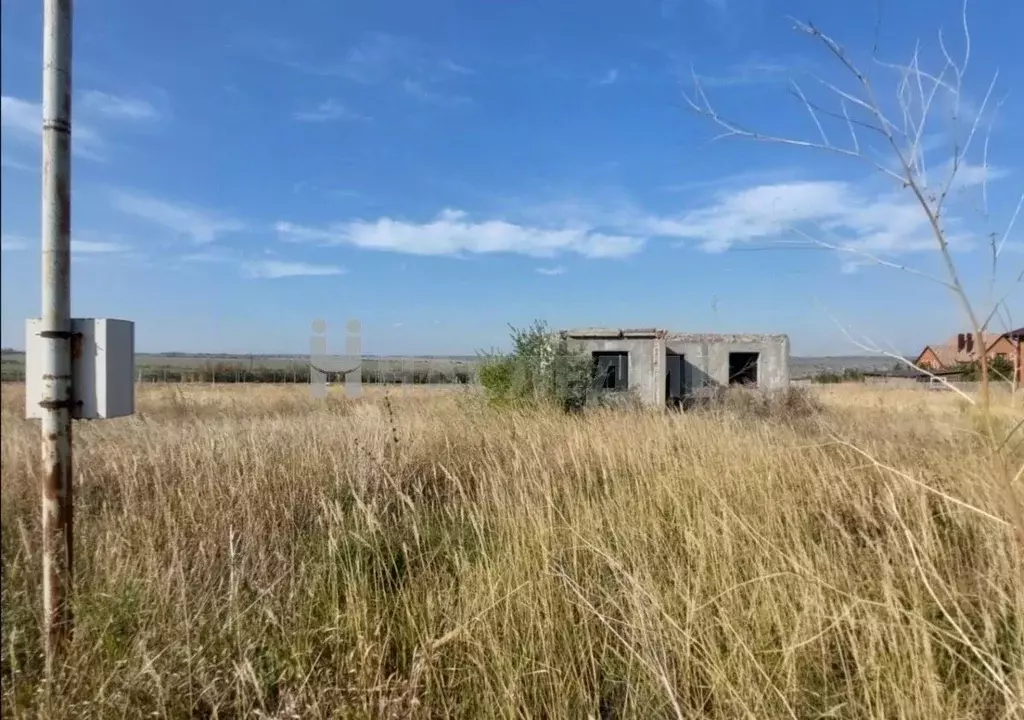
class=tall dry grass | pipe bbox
[1,382,1021,718]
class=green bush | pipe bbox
[952,355,1015,382]
[477,320,593,411]
[477,356,515,403]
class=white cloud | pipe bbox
[661,0,727,16]
[278,32,471,87]
[646,180,968,255]
[275,172,998,268]
[293,99,367,122]
[440,59,474,75]
[110,190,244,244]
[2,97,44,136]
[1,234,128,254]
[1,234,28,251]
[1,155,36,172]
[691,60,790,88]
[181,250,232,263]
[595,69,619,86]
[335,32,416,83]
[1,96,104,159]
[276,208,643,259]
[242,260,345,279]
[402,80,470,106]
[80,90,159,121]
[936,160,1009,193]
[72,240,127,254]
[536,266,566,275]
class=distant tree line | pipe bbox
[809,355,1017,384]
[135,361,474,385]
[811,368,866,384]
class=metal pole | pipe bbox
[40,0,74,678]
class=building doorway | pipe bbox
[666,352,684,407]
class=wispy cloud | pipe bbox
[1,96,105,160]
[661,0,727,17]
[277,209,642,259]
[72,239,129,254]
[80,90,159,121]
[242,259,345,279]
[332,32,417,83]
[293,99,369,122]
[270,32,470,87]
[181,250,233,263]
[1,155,36,172]
[593,69,619,86]
[1,234,28,252]
[1,233,129,254]
[440,59,475,75]
[257,32,473,106]
[110,190,245,244]
[536,266,566,275]
[690,60,792,88]
[402,80,470,107]
[661,167,806,194]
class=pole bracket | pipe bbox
[37,398,81,411]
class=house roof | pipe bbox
[917,332,1005,368]
[1006,327,1024,340]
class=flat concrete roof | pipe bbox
[563,327,664,339]
[563,327,788,342]
[664,332,789,343]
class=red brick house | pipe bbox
[915,329,1024,383]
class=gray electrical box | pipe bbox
[25,318,135,420]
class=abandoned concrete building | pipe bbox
[562,327,791,408]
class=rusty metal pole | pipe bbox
[40,0,74,679]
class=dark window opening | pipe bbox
[728,352,759,386]
[666,353,684,407]
[592,351,629,391]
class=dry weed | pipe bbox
[1,382,1021,718]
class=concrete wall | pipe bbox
[664,333,790,395]
[565,330,789,407]
[564,335,664,406]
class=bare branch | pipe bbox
[682,71,907,185]
[790,80,830,146]
[935,69,999,216]
[980,267,1024,332]
[995,192,1023,259]
[840,100,860,153]
[787,227,954,289]
[792,93,888,138]
[821,310,977,404]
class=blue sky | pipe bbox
[1,0,1021,356]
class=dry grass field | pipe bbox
[1,382,1022,718]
